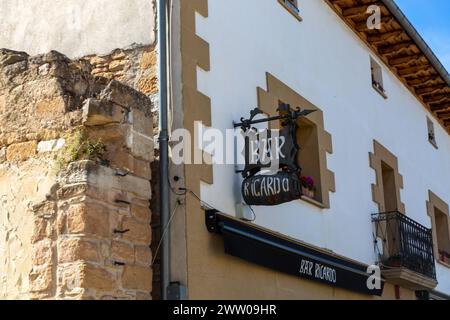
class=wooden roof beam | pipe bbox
[408,76,440,87]
[355,16,395,32]
[424,95,450,104]
[415,84,446,95]
[397,64,433,76]
[437,111,450,120]
[378,41,415,55]
[389,54,423,66]
[436,107,450,114]
[367,31,404,44]
[430,102,450,112]
[342,5,371,18]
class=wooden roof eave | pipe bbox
[324,0,450,135]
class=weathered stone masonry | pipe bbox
[0,48,155,299]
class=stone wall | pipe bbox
[0,49,155,299]
[82,46,159,139]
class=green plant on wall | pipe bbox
[55,127,105,170]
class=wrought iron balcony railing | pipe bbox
[372,211,436,281]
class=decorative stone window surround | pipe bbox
[369,140,405,213]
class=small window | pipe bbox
[381,161,398,212]
[434,208,450,265]
[371,57,387,99]
[278,0,302,21]
[428,191,450,266]
[427,117,438,148]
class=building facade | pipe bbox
[168,0,450,300]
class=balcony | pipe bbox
[372,211,438,290]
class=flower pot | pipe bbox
[302,186,315,199]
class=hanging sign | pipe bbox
[242,172,301,206]
[235,104,315,206]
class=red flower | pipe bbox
[300,176,315,190]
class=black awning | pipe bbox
[205,210,384,296]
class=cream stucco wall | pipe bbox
[0,0,156,58]
[194,0,450,296]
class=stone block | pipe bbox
[99,80,152,116]
[6,140,37,162]
[136,292,152,300]
[135,245,152,267]
[82,264,116,292]
[58,239,99,263]
[129,108,153,137]
[29,266,53,292]
[35,96,66,115]
[111,241,135,264]
[138,75,158,95]
[57,183,88,199]
[31,217,53,244]
[82,98,126,126]
[133,158,152,180]
[122,217,151,245]
[31,239,53,265]
[126,129,154,162]
[140,50,156,70]
[121,265,152,291]
[66,203,110,238]
[37,138,65,153]
[86,164,152,199]
[131,203,151,222]
[109,60,127,72]
[61,263,116,292]
[89,56,110,65]
[0,49,28,66]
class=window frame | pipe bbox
[427,191,450,268]
[427,117,438,149]
[278,0,302,21]
[370,57,388,99]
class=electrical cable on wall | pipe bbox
[151,201,179,267]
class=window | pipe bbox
[278,0,302,21]
[427,117,438,148]
[435,209,450,263]
[370,57,387,99]
[297,117,322,203]
[381,161,398,212]
[428,191,450,266]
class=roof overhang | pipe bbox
[325,0,450,134]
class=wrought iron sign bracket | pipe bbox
[233,105,316,131]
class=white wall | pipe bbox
[196,0,450,295]
[0,0,155,58]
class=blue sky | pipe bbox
[395,0,450,71]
